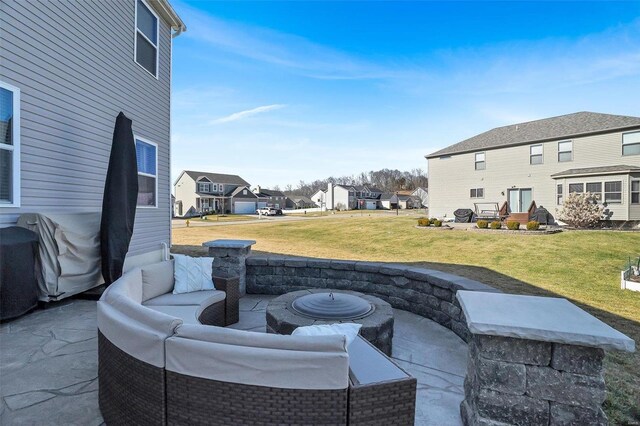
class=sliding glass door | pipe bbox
[508,188,532,213]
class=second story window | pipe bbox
[135,0,159,78]
[530,144,543,165]
[558,141,573,162]
[622,131,640,156]
[135,138,157,207]
[475,152,485,170]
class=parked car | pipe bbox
[258,207,283,216]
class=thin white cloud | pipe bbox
[210,104,286,124]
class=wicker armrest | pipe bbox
[213,276,239,326]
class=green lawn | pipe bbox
[172,215,640,424]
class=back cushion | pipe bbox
[103,268,143,304]
[141,260,175,302]
[175,324,347,352]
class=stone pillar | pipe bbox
[203,239,256,296]
[456,291,635,426]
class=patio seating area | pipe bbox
[0,295,468,425]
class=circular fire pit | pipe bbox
[266,289,394,355]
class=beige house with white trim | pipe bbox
[426,112,640,221]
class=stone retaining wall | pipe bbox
[245,255,499,342]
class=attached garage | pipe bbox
[365,200,377,210]
[257,201,268,209]
[234,201,256,214]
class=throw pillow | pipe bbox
[172,254,215,294]
[292,323,362,346]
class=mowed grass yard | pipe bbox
[172,215,640,424]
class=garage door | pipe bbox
[234,201,256,214]
[257,202,268,209]
[365,201,377,210]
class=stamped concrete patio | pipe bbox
[0,295,467,425]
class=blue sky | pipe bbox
[170,1,640,188]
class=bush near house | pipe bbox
[417,218,430,227]
[558,192,603,228]
[527,221,540,231]
[429,218,438,225]
[490,221,502,229]
[432,220,442,227]
[506,221,520,230]
[476,220,488,229]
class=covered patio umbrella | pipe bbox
[100,112,138,285]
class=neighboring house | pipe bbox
[0,0,186,268]
[287,196,317,209]
[229,186,268,214]
[312,189,326,209]
[174,170,251,216]
[319,183,383,210]
[426,112,640,221]
[411,187,429,208]
[252,186,288,208]
[380,192,420,209]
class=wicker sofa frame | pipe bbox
[98,266,416,425]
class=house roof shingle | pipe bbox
[257,188,286,197]
[181,170,249,186]
[551,165,640,179]
[426,112,640,158]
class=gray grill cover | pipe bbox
[17,213,104,301]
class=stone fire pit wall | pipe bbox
[245,255,499,342]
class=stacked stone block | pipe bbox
[245,255,498,342]
[461,335,607,426]
[204,240,255,295]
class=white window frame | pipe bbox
[475,152,486,170]
[585,182,602,201]
[622,131,640,156]
[135,136,158,208]
[558,140,573,162]
[134,0,160,79]
[0,81,20,208]
[631,180,640,204]
[556,184,563,205]
[530,144,543,165]
[604,181,622,204]
[470,188,484,199]
[568,183,584,194]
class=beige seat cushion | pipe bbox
[140,260,175,302]
[145,305,202,325]
[166,336,350,390]
[175,323,347,352]
[143,290,225,307]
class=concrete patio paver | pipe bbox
[0,296,467,425]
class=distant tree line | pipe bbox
[281,168,428,197]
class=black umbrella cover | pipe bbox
[100,112,138,285]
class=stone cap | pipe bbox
[202,239,256,249]
[457,291,635,352]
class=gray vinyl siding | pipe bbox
[0,0,173,256]
[428,131,640,220]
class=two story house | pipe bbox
[1,0,185,268]
[173,170,255,216]
[252,186,287,208]
[314,183,384,211]
[426,112,640,221]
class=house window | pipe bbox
[604,181,622,204]
[135,0,159,78]
[470,188,484,198]
[135,138,157,207]
[0,81,20,207]
[568,183,584,193]
[475,152,486,170]
[632,180,640,204]
[586,182,602,201]
[530,144,543,165]
[556,184,563,205]
[558,141,573,162]
[622,131,640,156]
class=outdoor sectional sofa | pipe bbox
[97,260,416,425]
